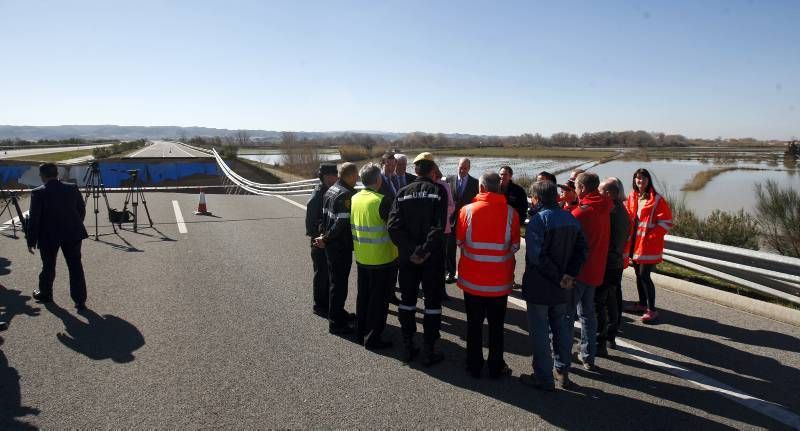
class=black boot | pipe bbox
[403,337,419,363]
[423,343,444,367]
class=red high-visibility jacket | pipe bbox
[571,191,612,287]
[624,190,673,265]
[456,192,520,297]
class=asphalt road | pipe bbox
[1,192,798,429]
[0,144,112,160]
[126,140,210,158]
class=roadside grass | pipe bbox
[435,146,616,159]
[655,261,799,310]
[9,149,94,162]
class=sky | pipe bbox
[0,0,798,139]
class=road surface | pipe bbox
[0,144,112,160]
[1,192,798,429]
[125,141,210,158]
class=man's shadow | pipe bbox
[0,350,40,430]
[0,283,41,327]
[0,257,10,276]
[44,303,145,363]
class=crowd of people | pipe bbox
[305,151,672,391]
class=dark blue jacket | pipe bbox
[522,203,587,305]
[27,180,89,249]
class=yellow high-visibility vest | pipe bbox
[351,189,398,266]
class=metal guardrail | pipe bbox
[663,235,800,305]
[213,153,800,306]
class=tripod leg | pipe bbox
[138,189,154,227]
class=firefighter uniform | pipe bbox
[351,188,397,348]
[320,179,356,330]
[387,158,447,365]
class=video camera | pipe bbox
[108,208,134,224]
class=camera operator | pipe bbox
[27,163,89,310]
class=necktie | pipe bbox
[391,175,400,191]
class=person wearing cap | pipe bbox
[394,153,417,188]
[306,164,339,318]
[315,162,359,334]
[387,152,447,366]
[445,158,479,284]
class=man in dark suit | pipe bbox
[377,151,399,200]
[27,163,89,310]
[445,157,479,283]
[394,154,417,188]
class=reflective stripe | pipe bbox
[658,221,672,231]
[352,236,392,244]
[464,205,512,251]
[424,308,442,315]
[649,195,662,223]
[458,277,512,293]
[633,253,663,261]
[325,209,350,219]
[397,193,440,201]
[398,304,416,311]
[462,250,514,263]
[352,224,386,232]
[638,221,654,228]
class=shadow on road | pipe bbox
[0,257,10,275]
[45,303,145,363]
[0,351,40,430]
[0,284,41,328]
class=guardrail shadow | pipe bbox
[44,303,144,363]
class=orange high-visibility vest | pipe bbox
[456,192,520,297]
[624,190,672,265]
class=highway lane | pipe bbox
[1,192,798,429]
[0,144,112,160]
[126,140,210,158]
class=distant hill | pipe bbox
[0,125,422,142]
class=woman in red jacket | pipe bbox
[625,169,672,323]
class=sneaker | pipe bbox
[553,369,572,389]
[581,359,598,372]
[520,373,555,392]
[32,290,53,303]
[641,309,659,324]
[445,275,457,284]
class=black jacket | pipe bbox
[387,177,445,265]
[377,174,398,201]
[523,204,587,305]
[607,200,631,269]
[305,183,328,238]
[503,180,529,224]
[27,180,89,249]
[321,180,356,251]
[446,174,479,226]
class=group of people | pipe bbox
[305,151,672,391]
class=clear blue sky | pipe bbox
[1,0,798,139]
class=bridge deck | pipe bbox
[1,193,798,429]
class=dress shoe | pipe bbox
[312,306,328,318]
[75,303,87,311]
[329,323,354,335]
[444,275,457,284]
[596,343,609,358]
[422,345,444,367]
[553,369,572,389]
[520,373,555,392]
[403,340,419,363]
[607,339,618,350]
[32,290,52,303]
[466,366,482,379]
[365,340,393,350]
[488,365,512,379]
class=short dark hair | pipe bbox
[415,160,436,177]
[576,172,600,192]
[381,151,396,165]
[339,162,358,178]
[499,165,513,176]
[530,180,557,205]
[39,163,58,179]
[537,171,556,183]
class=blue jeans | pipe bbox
[571,281,597,364]
[526,302,572,384]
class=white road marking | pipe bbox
[1,210,29,231]
[172,200,188,233]
[127,143,156,158]
[506,294,800,429]
[272,194,308,211]
[173,143,196,157]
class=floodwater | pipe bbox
[239,152,338,165]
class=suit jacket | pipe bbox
[446,174,479,226]
[378,174,398,201]
[26,180,89,248]
[397,172,417,189]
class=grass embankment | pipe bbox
[9,149,94,162]
[655,261,799,310]
[680,167,739,191]
[436,147,616,160]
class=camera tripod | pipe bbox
[121,169,153,233]
[83,161,116,240]
[0,191,27,239]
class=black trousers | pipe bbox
[445,233,457,278]
[595,266,622,344]
[398,260,443,345]
[356,265,396,345]
[634,263,657,310]
[325,247,352,325]
[464,292,508,372]
[38,240,86,305]
[310,246,329,312]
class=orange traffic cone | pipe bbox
[194,190,212,215]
